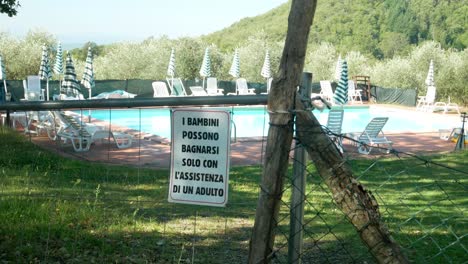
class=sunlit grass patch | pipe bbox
[0,127,466,263]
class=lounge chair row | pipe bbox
[416,86,460,114]
[317,80,363,105]
[325,109,393,155]
[28,110,133,152]
[153,77,258,97]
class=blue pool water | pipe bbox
[79,106,459,139]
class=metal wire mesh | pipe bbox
[265,120,467,264]
[0,103,466,263]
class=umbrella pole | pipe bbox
[88,88,92,122]
[202,78,205,89]
[3,80,6,94]
[46,80,49,101]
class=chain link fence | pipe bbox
[264,119,467,263]
[0,101,466,263]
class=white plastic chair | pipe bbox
[189,86,208,96]
[416,86,436,111]
[227,78,255,95]
[319,80,334,104]
[347,80,362,104]
[166,78,187,96]
[152,81,170,97]
[206,77,224,95]
[261,78,273,95]
[23,75,44,101]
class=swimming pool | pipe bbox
[80,106,460,139]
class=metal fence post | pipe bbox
[288,142,306,264]
[288,72,312,264]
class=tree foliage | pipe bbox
[0,0,20,17]
[203,0,467,59]
[0,3,466,105]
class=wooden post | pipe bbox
[248,1,318,263]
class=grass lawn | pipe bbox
[0,127,466,263]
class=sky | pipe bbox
[0,0,288,47]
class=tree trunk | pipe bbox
[294,95,409,264]
[248,0,318,263]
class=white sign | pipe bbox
[168,109,231,207]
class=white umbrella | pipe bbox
[261,50,271,79]
[81,47,95,98]
[199,47,211,88]
[54,42,64,86]
[167,48,176,77]
[229,49,240,78]
[425,59,435,87]
[39,44,52,100]
[81,47,95,122]
[0,55,7,95]
[167,48,176,88]
[334,55,342,81]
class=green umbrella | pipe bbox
[61,52,81,97]
[199,47,211,88]
[39,44,52,100]
[229,49,240,78]
[333,60,348,105]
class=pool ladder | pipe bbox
[231,119,237,143]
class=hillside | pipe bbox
[202,0,467,59]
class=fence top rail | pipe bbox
[0,95,268,111]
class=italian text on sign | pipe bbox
[168,109,231,207]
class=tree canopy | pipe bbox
[0,0,20,17]
[203,0,467,59]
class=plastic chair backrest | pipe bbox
[26,75,42,101]
[359,117,389,141]
[152,81,170,97]
[348,80,356,93]
[426,86,436,103]
[172,78,187,96]
[236,78,248,94]
[327,109,344,135]
[320,80,333,96]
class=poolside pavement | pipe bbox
[29,130,460,169]
[11,103,465,168]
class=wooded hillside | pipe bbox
[203,0,467,59]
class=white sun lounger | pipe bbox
[53,111,133,152]
[351,117,393,155]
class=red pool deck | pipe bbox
[12,104,466,168]
[29,131,461,169]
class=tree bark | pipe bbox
[248,0,318,263]
[294,95,409,264]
